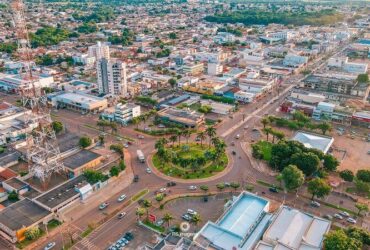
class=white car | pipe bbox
[310,201,320,208]
[159,188,167,193]
[117,194,127,202]
[44,242,56,250]
[235,134,240,139]
[146,168,152,174]
[187,209,197,216]
[339,211,350,217]
[188,185,197,190]
[118,212,127,219]
[333,213,343,220]
[347,218,356,224]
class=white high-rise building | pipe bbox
[88,41,110,61]
[97,58,128,96]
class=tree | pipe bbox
[357,73,369,83]
[324,229,362,250]
[168,78,177,88]
[177,130,182,146]
[79,136,92,148]
[307,178,331,200]
[110,144,124,159]
[345,227,370,246]
[200,185,209,192]
[274,130,285,142]
[290,152,320,176]
[169,32,177,39]
[323,154,339,172]
[110,166,120,177]
[263,127,273,142]
[142,199,152,219]
[119,160,126,171]
[230,182,240,190]
[136,207,146,221]
[261,117,270,129]
[198,105,212,114]
[355,203,368,216]
[98,135,105,145]
[155,194,164,204]
[281,165,305,191]
[163,212,173,228]
[132,117,140,129]
[317,122,332,135]
[196,131,206,148]
[169,135,177,147]
[191,214,201,230]
[183,130,191,144]
[216,183,225,191]
[24,227,41,240]
[8,190,19,201]
[355,179,370,193]
[52,121,63,134]
[340,170,354,182]
[356,169,370,183]
[206,126,216,147]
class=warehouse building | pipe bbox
[51,92,108,113]
[63,149,103,178]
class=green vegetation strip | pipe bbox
[131,189,149,202]
[81,225,94,238]
[142,220,165,233]
[83,124,134,141]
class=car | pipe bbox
[99,202,109,210]
[339,211,350,217]
[182,214,192,221]
[187,209,197,216]
[133,175,139,182]
[195,137,201,142]
[127,141,133,145]
[224,182,231,187]
[118,194,127,202]
[244,125,249,130]
[167,182,176,187]
[138,135,144,139]
[323,214,333,220]
[232,151,236,155]
[159,187,167,193]
[252,128,258,132]
[235,134,240,139]
[269,186,279,193]
[333,213,343,220]
[156,219,164,227]
[120,237,129,244]
[44,242,56,250]
[118,212,127,219]
[189,185,197,190]
[158,124,165,128]
[310,201,321,208]
[203,196,208,202]
[124,232,134,241]
[146,168,152,174]
[123,143,129,148]
[347,218,356,224]
[117,240,126,247]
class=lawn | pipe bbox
[255,140,272,161]
[152,144,228,179]
[142,220,165,233]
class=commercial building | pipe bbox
[291,131,334,154]
[88,41,110,61]
[283,54,309,68]
[194,192,272,250]
[200,100,234,115]
[182,63,204,76]
[114,103,141,124]
[256,206,331,250]
[328,57,368,74]
[51,92,108,113]
[207,63,223,76]
[97,58,128,96]
[157,107,204,128]
[72,54,96,68]
[63,149,103,177]
[234,90,255,103]
[352,111,370,128]
[0,73,54,92]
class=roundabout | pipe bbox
[151,141,229,181]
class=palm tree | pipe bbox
[184,129,191,144]
[275,131,285,142]
[132,117,140,129]
[263,127,272,142]
[169,135,177,147]
[261,117,270,129]
[142,199,152,220]
[163,213,173,228]
[191,214,201,231]
[206,126,216,148]
[136,207,146,221]
[177,130,182,146]
[196,131,206,148]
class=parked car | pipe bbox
[159,188,167,193]
[133,175,139,182]
[124,232,134,241]
[44,242,56,250]
[333,213,343,220]
[323,214,333,220]
[187,209,197,216]
[123,143,129,148]
[203,196,208,202]
[269,186,279,193]
[146,168,152,174]
[118,194,127,202]
[310,201,321,208]
[188,185,197,190]
[158,124,165,128]
[347,218,356,224]
[118,212,126,219]
[99,202,109,210]
[244,125,249,130]
[232,151,236,155]
[224,182,231,187]
[195,137,201,142]
[182,214,192,221]
[138,135,144,139]
[339,211,350,217]
[155,219,164,227]
[235,134,240,139]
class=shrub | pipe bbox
[340,170,354,182]
[79,136,92,148]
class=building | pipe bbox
[63,149,103,177]
[97,58,128,96]
[328,57,368,74]
[352,111,370,128]
[256,206,331,250]
[291,131,334,154]
[51,92,108,113]
[182,63,204,76]
[283,54,308,68]
[234,90,255,103]
[207,63,223,76]
[199,100,234,115]
[213,32,235,44]
[0,73,54,92]
[72,54,96,68]
[114,103,141,124]
[157,107,204,128]
[88,41,110,61]
[312,102,336,120]
[267,30,296,41]
[194,192,272,250]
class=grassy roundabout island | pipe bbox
[152,138,228,179]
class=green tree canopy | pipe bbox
[356,169,370,182]
[281,165,305,191]
[339,170,354,182]
[290,152,320,176]
[52,121,64,134]
[79,136,92,148]
[307,178,331,200]
[357,73,369,83]
[323,154,339,172]
[324,229,362,250]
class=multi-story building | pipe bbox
[88,41,110,61]
[283,54,309,68]
[97,58,128,96]
[182,63,204,76]
[328,57,368,74]
[207,63,223,76]
[114,103,141,124]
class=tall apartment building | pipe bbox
[97,59,128,96]
[88,41,110,61]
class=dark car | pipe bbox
[133,175,139,182]
[167,182,176,187]
[203,196,208,202]
[232,151,236,155]
[124,232,134,241]
[269,186,279,193]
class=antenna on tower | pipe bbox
[10,0,65,188]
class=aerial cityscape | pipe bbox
[0,0,369,249]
